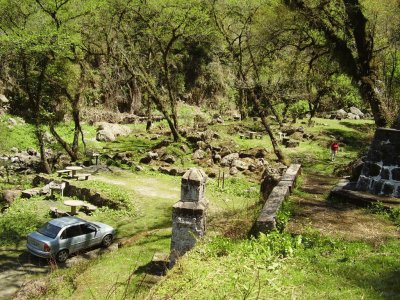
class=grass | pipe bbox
[150,232,400,299]
[0,114,37,152]
[1,116,397,299]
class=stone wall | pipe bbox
[253,164,301,234]
[356,128,400,197]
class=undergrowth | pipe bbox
[368,201,400,226]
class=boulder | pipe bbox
[350,107,364,118]
[232,159,249,171]
[336,109,347,119]
[260,168,281,200]
[8,117,17,126]
[347,112,359,120]
[0,94,9,104]
[2,189,22,205]
[27,148,37,156]
[283,139,300,148]
[229,167,239,175]
[221,153,239,166]
[351,158,365,181]
[193,149,206,160]
[96,129,115,142]
[95,122,132,142]
[162,155,176,164]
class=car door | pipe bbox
[62,225,84,253]
[80,223,100,248]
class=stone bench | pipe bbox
[57,169,72,177]
[80,203,97,215]
[75,173,91,180]
[49,207,69,218]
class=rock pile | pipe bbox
[326,107,369,120]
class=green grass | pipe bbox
[150,232,400,299]
[0,114,37,152]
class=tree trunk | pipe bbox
[251,92,287,164]
[35,126,51,173]
[49,125,78,161]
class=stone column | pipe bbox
[170,168,208,265]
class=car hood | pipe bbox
[91,221,114,232]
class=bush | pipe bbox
[0,197,47,246]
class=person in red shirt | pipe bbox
[330,141,339,161]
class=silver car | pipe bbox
[27,216,116,263]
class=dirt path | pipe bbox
[287,173,400,244]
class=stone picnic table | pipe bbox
[64,199,85,215]
[66,166,83,177]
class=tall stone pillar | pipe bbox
[170,168,208,264]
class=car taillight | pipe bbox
[43,244,51,252]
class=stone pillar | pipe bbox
[170,168,208,264]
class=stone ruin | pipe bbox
[356,127,400,197]
[170,168,208,265]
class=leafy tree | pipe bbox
[284,0,393,127]
[0,0,98,169]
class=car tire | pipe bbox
[101,234,113,248]
[56,249,69,263]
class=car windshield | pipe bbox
[37,223,62,239]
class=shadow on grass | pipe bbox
[339,121,375,133]
[338,258,400,299]
[323,127,370,152]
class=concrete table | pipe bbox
[64,199,85,215]
[66,166,83,177]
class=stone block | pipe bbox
[362,162,382,177]
[392,168,400,181]
[372,180,384,194]
[356,175,370,191]
[367,150,382,162]
[382,182,395,196]
[381,167,390,180]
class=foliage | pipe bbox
[0,197,48,246]
[368,201,400,227]
[151,231,400,299]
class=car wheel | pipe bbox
[56,249,69,263]
[101,234,113,248]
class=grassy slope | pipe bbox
[2,114,399,299]
[148,118,400,300]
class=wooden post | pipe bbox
[222,172,225,190]
[218,169,221,187]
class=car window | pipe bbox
[65,225,83,238]
[80,224,96,234]
[38,223,62,239]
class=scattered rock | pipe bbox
[350,107,364,118]
[8,117,17,126]
[95,122,132,142]
[229,167,239,175]
[221,153,239,166]
[2,189,22,205]
[193,149,206,160]
[232,159,248,171]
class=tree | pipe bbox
[284,0,391,127]
[0,0,97,169]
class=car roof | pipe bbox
[48,216,87,227]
